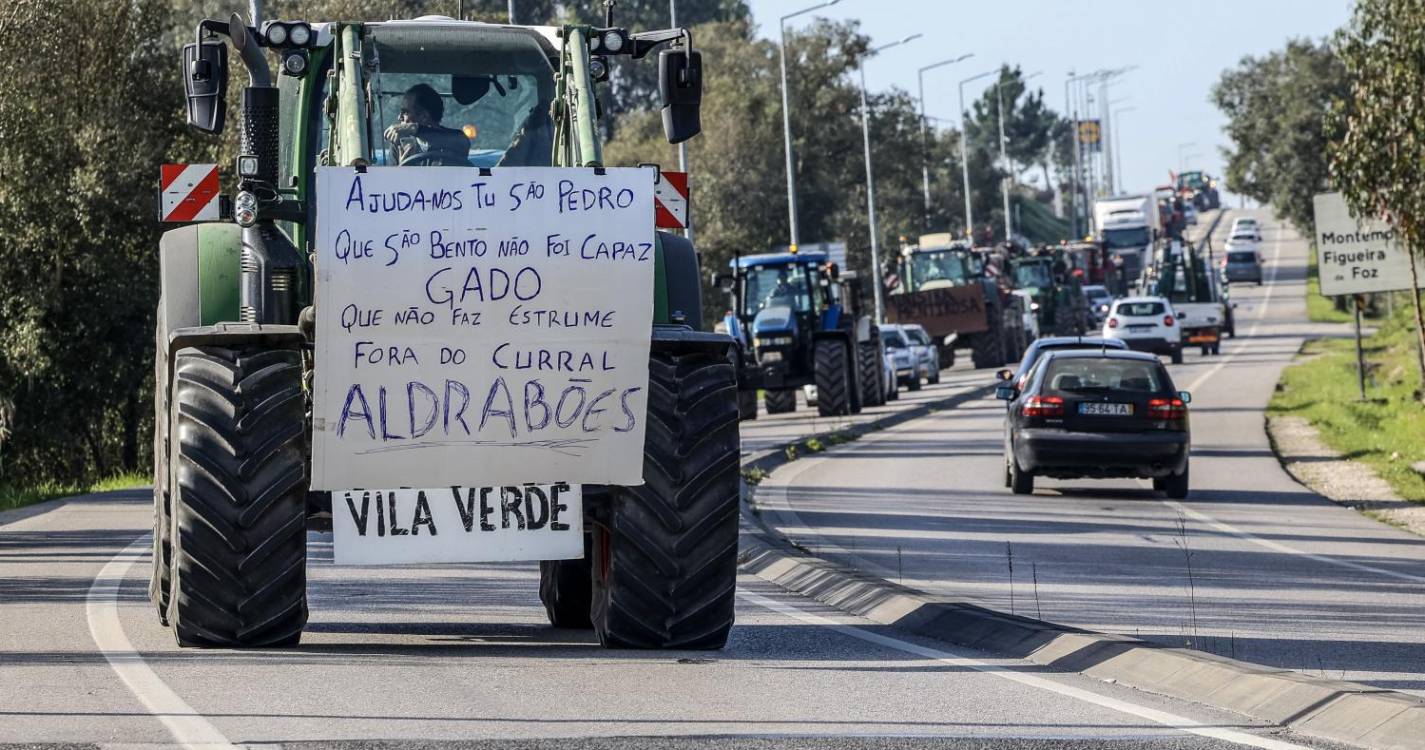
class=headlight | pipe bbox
[755,335,793,347]
[235,191,258,212]
[603,30,625,53]
[1030,302,1041,311]
[760,351,783,363]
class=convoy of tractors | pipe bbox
[151,8,1231,651]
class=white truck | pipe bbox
[1094,195,1161,291]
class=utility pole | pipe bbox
[859,34,921,323]
[509,0,516,23]
[958,68,997,241]
[916,54,972,230]
[997,83,1011,241]
[777,1,841,250]
[1112,105,1135,191]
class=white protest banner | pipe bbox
[331,484,583,565]
[311,166,656,491]
[1313,192,1413,296]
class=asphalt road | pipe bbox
[758,209,1425,695]
[0,210,1353,749]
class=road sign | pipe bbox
[159,164,220,222]
[654,170,688,229]
[1312,192,1413,296]
[1077,120,1101,146]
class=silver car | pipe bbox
[880,326,924,391]
[902,324,942,385]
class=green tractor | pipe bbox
[152,12,739,650]
[1008,252,1090,337]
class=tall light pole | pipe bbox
[859,33,921,323]
[958,68,997,241]
[997,70,1041,240]
[508,0,515,22]
[916,54,973,229]
[1176,142,1197,173]
[778,0,842,250]
[1112,105,1135,192]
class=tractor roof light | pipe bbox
[288,22,312,47]
[263,21,288,46]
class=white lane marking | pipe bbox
[86,537,238,749]
[740,590,1311,750]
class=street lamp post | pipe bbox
[1176,142,1197,173]
[958,68,997,241]
[916,54,972,229]
[859,33,921,324]
[1112,105,1135,191]
[778,0,841,250]
[997,71,1041,240]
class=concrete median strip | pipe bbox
[736,384,1425,750]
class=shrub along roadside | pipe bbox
[0,471,149,514]
[1269,303,1425,503]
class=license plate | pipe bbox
[1128,325,1154,332]
[1079,402,1132,416]
[1188,333,1218,343]
[332,484,583,565]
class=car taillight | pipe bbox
[1107,318,1119,328]
[1148,397,1187,421]
[1163,315,1175,327]
[1022,395,1064,418]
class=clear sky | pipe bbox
[745,0,1351,201]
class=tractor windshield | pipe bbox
[366,24,556,167]
[906,249,970,292]
[742,263,816,318]
[1012,262,1053,290]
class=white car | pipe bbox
[1011,289,1042,342]
[881,325,925,391]
[1230,219,1262,243]
[1102,296,1184,364]
[902,324,942,385]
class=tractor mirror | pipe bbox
[183,40,228,135]
[995,385,1016,401]
[658,47,702,144]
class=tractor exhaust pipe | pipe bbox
[229,13,300,325]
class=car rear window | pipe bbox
[1228,251,1257,263]
[1115,301,1164,316]
[1042,358,1167,395]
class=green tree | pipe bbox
[1331,0,1425,384]
[0,0,188,482]
[1211,38,1347,234]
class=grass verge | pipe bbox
[1305,246,1354,324]
[1269,303,1425,503]
[0,470,150,514]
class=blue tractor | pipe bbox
[716,251,882,419]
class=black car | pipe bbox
[997,336,1128,390]
[997,349,1191,498]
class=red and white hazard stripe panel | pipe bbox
[654,170,689,230]
[160,164,221,222]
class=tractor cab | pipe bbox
[894,241,982,294]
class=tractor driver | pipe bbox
[384,84,472,166]
[764,270,803,309]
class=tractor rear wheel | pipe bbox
[764,389,796,414]
[737,389,758,421]
[591,348,740,649]
[970,330,1006,370]
[539,530,595,628]
[858,339,884,407]
[167,346,308,648]
[814,338,852,417]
